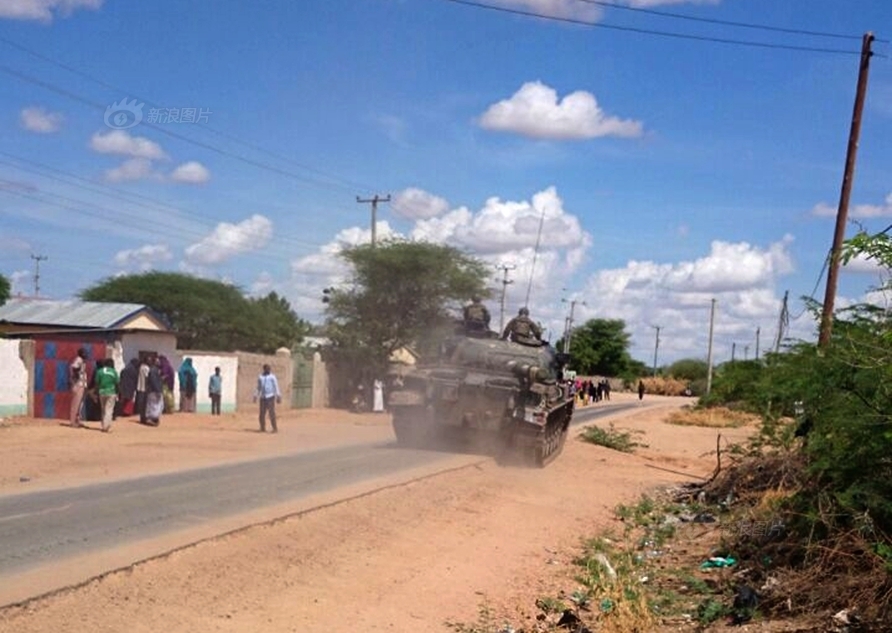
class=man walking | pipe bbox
[209,367,222,415]
[95,358,119,433]
[68,347,89,428]
[254,364,281,433]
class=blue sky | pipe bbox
[1,0,890,365]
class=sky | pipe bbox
[1,0,891,366]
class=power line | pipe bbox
[440,0,878,56]
[573,0,879,42]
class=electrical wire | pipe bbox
[440,0,878,56]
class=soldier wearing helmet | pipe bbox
[462,295,491,335]
[501,307,542,345]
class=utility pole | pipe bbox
[775,291,789,353]
[755,326,761,360]
[744,345,749,361]
[731,342,737,362]
[496,263,516,332]
[561,298,586,354]
[31,254,47,297]
[819,32,874,348]
[651,325,661,377]
[356,194,390,248]
[706,298,716,395]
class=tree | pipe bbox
[323,239,490,374]
[81,272,307,353]
[560,318,635,377]
[665,358,710,381]
[0,273,9,306]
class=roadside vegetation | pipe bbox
[579,423,648,453]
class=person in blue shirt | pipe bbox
[254,364,281,433]
[208,367,223,415]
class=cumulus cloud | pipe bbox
[113,244,173,270]
[184,214,273,266]
[9,270,31,296]
[491,0,602,20]
[478,81,643,140]
[90,130,167,160]
[811,193,892,219]
[0,0,102,21]
[392,188,450,220]
[20,107,63,133]
[842,251,888,275]
[104,157,158,183]
[170,161,211,185]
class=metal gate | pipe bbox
[292,354,314,408]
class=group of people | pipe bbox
[462,296,543,346]
[68,350,226,433]
[568,377,611,405]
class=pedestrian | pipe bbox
[178,357,198,413]
[209,366,222,415]
[68,347,89,428]
[145,355,164,426]
[95,358,119,433]
[159,355,176,413]
[136,356,150,424]
[118,358,139,416]
[638,380,645,401]
[373,378,384,413]
[254,364,281,433]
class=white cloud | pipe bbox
[184,214,273,266]
[113,244,173,270]
[104,157,158,182]
[170,161,211,185]
[842,251,888,275]
[478,81,644,140]
[811,193,892,219]
[20,107,63,133]
[0,0,102,21]
[392,188,449,220]
[493,0,602,20]
[9,270,31,296]
[628,0,719,7]
[89,130,167,160]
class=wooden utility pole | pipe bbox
[706,298,716,395]
[561,298,585,354]
[732,342,737,362]
[775,290,789,353]
[496,263,516,332]
[818,32,874,348]
[755,326,761,360]
[30,253,47,297]
[356,194,390,248]
[651,325,661,377]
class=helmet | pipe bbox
[471,295,481,303]
[519,307,529,316]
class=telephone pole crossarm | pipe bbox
[356,194,391,248]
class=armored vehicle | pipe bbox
[387,331,574,466]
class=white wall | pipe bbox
[175,352,239,413]
[0,340,28,417]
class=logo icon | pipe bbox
[104,98,144,130]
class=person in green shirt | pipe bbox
[95,358,120,433]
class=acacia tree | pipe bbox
[559,318,635,377]
[81,272,308,353]
[0,273,9,306]
[323,239,490,374]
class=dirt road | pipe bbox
[0,393,751,632]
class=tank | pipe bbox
[387,330,574,466]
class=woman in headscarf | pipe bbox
[145,355,164,426]
[118,357,140,416]
[159,355,176,413]
[178,357,198,413]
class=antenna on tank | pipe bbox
[523,206,546,306]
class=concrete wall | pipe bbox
[311,351,330,408]
[236,349,292,412]
[174,352,239,413]
[0,340,30,417]
[118,331,178,369]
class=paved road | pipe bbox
[0,402,634,582]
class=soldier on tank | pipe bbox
[501,307,543,346]
[462,295,491,335]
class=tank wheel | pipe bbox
[392,406,434,448]
[530,415,569,467]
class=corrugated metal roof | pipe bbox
[0,299,150,329]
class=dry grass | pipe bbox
[665,406,759,428]
[640,376,690,396]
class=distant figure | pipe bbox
[145,355,164,426]
[68,347,89,428]
[209,367,223,416]
[136,356,150,424]
[254,364,281,433]
[159,355,176,413]
[178,357,198,412]
[462,295,491,335]
[373,378,385,413]
[118,358,139,416]
[502,307,542,346]
[638,380,645,401]
[95,358,119,433]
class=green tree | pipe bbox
[324,239,490,373]
[665,358,709,382]
[0,273,10,306]
[81,272,307,353]
[560,318,635,377]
